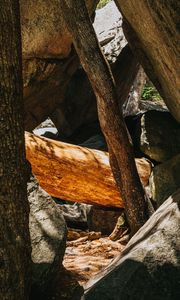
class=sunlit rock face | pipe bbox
[20,0,99,59]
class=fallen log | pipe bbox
[25,132,151,208]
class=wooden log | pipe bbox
[25,132,151,208]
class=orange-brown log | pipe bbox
[25,132,151,208]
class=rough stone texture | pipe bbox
[28,176,67,294]
[139,110,180,162]
[58,202,91,230]
[20,0,98,131]
[82,190,180,300]
[115,0,180,122]
[23,52,80,131]
[50,1,126,136]
[123,67,146,117]
[94,1,127,63]
[50,67,98,137]
[150,154,180,206]
[20,0,98,59]
[22,0,141,133]
[139,100,168,113]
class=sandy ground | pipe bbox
[63,229,127,286]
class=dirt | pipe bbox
[63,229,127,286]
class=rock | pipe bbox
[33,127,58,139]
[58,202,91,230]
[28,176,67,295]
[79,134,107,151]
[87,206,124,235]
[150,154,180,206]
[20,0,98,59]
[123,67,146,117]
[139,110,180,162]
[22,0,139,134]
[82,190,180,300]
[50,68,98,137]
[139,100,168,113]
[21,0,98,131]
[117,0,180,122]
[93,1,127,63]
[23,52,80,131]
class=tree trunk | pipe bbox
[60,0,153,234]
[0,1,31,299]
[115,0,180,122]
[25,132,151,208]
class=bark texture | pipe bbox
[115,0,180,122]
[0,1,31,299]
[60,0,152,234]
[25,132,151,208]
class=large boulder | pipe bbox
[28,176,67,295]
[139,110,180,162]
[115,0,180,122]
[22,0,141,134]
[150,154,180,206]
[20,0,98,131]
[82,190,180,300]
[20,0,98,59]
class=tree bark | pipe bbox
[115,0,180,122]
[0,1,31,299]
[25,132,151,208]
[54,0,153,234]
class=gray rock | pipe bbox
[150,154,180,206]
[94,1,127,63]
[139,100,168,113]
[82,190,180,300]
[28,176,67,293]
[59,202,92,230]
[33,127,58,137]
[139,110,180,162]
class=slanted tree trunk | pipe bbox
[115,0,180,122]
[0,1,31,299]
[60,0,153,234]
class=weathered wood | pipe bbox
[25,132,151,208]
[115,0,180,122]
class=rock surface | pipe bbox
[150,154,180,206]
[82,190,180,300]
[139,110,180,162]
[22,0,142,133]
[117,0,180,122]
[28,176,67,295]
[59,202,91,230]
[94,1,126,63]
[21,0,98,131]
[20,0,98,59]
[63,233,125,286]
[87,206,124,235]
